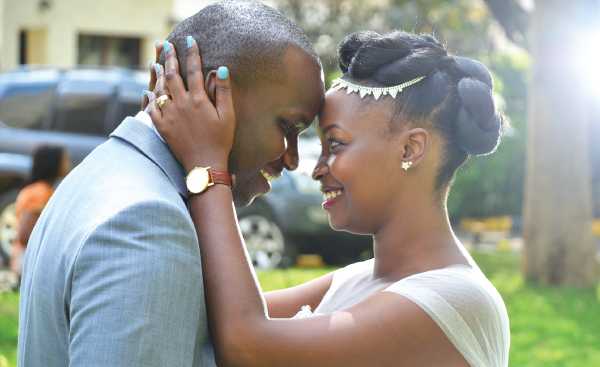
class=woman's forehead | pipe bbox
[318,89,394,131]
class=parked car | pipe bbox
[0,67,370,268]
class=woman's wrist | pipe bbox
[183,154,228,173]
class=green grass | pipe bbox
[0,293,18,367]
[257,267,335,291]
[472,252,600,367]
[1,252,599,366]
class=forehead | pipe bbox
[318,89,394,133]
[260,47,324,119]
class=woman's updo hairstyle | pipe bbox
[338,31,504,189]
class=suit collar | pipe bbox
[110,116,187,198]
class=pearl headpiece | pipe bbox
[330,76,426,100]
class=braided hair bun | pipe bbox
[338,32,502,157]
[453,57,502,156]
[336,31,504,186]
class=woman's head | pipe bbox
[30,145,70,185]
[314,31,503,233]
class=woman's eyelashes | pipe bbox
[326,137,344,153]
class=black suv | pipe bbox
[0,67,370,268]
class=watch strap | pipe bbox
[209,169,232,187]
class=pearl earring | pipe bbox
[402,161,413,171]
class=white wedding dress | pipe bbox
[293,259,510,367]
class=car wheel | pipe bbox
[0,190,18,266]
[238,213,297,269]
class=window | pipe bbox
[51,71,113,135]
[78,34,141,68]
[0,71,58,130]
[19,31,27,65]
[53,93,112,136]
[105,79,147,133]
[19,28,48,65]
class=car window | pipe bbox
[0,81,56,130]
[52,72,118,136]
[105,80,146,133]
[53,93,112,136]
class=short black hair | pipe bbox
[338,30,504,191]
[30,145,66,185]
[162,0,319,86]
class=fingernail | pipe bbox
[154,63,163,76]
[143,90,156,101]
[186,36,194,49]
[217,66,229,80]
[163,41,172,54]
[154,40,162,49]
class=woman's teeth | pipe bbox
[260,169,277,182]
[323,190,343,201]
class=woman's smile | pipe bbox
[322,188,344,209]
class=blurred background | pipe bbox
[0,0,599,366]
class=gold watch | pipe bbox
[185,166,232,194]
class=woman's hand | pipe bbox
[149,38,236,173]
[141,41,165,110]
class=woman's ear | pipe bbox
[402,128,429,167]
[205,69,218,105]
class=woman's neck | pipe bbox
[371,197,467,280]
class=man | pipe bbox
[18,1,324,366]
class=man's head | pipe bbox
[162,0,325,206]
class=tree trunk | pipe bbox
[523,0,597,286]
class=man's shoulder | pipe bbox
[40,137,189,237]
[64,138,181,201]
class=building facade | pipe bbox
[0,0,175,71]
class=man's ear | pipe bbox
[205,70,218,106]
[401,128,429,167]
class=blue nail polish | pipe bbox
[143,90,155,100]
[154,63,162,76]
[217,66,229,80]
[163,41,171,54]
[186,36,194,49]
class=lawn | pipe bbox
[1,251,600,366]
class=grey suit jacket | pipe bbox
[18,117,215,366]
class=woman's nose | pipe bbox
[312,156,328,180]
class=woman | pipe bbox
[150,31,510,366]
[12,145,70,276]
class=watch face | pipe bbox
[187,167,210,194]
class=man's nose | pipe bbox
[282,135,299,171]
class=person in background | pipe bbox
[12,145,70,277]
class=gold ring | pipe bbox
[156,94,171,109]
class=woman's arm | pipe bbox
[186,186,466,367]
[151,40,469,367]
[264,272,333,318]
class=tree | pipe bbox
[485,0,598,286]
[274,0,498,81]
